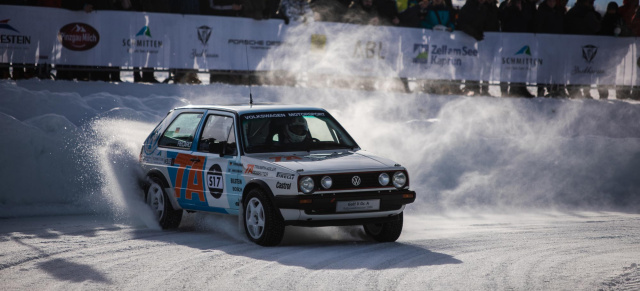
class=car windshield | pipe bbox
[241,111,358,153]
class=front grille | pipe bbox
[304,171,407,191]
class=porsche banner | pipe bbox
[1,5,638,86]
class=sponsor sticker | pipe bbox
[276,182,292,190]
[245,164,268,177]
[58,22,100,51]
[207,164,224,199]
[276,172,295,180]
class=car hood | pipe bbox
[248,150,401,174]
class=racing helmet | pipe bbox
[286,116,308,143]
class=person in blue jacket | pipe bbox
[422,0,455,31]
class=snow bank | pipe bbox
[0,79,639,219]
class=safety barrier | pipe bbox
[1,5,638,86]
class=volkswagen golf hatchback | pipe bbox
[140,104,416,246]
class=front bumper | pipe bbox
[273,189,416,215]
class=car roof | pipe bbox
[175,104,327,115]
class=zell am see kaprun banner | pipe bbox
[1,5,639,86]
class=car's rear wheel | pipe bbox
[244,188,285,246]
[363,212,403,242]
[146,177,182,229]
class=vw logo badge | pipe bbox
[352,176,362,186]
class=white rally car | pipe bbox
[140,105,416,246]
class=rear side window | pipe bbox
[158,113,203,149]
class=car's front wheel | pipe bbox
[146,176,182,229]
[363,212,403,242]
[244,188,285,246]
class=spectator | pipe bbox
[343,0,388,25]
[309,0,350,22]
[618,0,638,30]
[600,2,626,35]
[241,0,267,20]
[265,0,292,23]
[397,0,429,28]
[499,0,536,97]
[565,0,601,98]
[457,0,488,41]
[170,0,200,14]
[565,0,601,35]
[279,0,313,23]
[535,0,565,97]
[456,0,489,96]
[535,0,564,33]
[597,2,625,99]
[207,0,243,16]
[467,0,498,96]
[423,0,455,30]
[630,4,640,35]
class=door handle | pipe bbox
[190,158,201,163]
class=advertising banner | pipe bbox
[1,5,638,86]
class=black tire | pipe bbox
[363,212,403,242]
[145,176,182,229]
[243,188,285,246]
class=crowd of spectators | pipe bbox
[1,0,639,99]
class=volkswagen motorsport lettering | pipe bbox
[139,105,416,246]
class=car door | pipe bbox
[195,111,243,214]
[157,110,210,210]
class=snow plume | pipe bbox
[254,24,640,213]
[278,87,640,213]
[76,118,161,228]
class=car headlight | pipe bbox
[378,173,390,186]
[299,176,315,194]
[392,171,407,189]
[320,176,332,189]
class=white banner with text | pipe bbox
[1,5,638,85]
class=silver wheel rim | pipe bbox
[147,182,165,220]
[245,197,265,239]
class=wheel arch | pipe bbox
[145,169,171,189]
[144,169,182,210]
[242,179,283,220]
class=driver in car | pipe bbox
[283,116,310,143]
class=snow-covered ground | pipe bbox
[0,79,639,289]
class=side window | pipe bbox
[158,113,203,149]
[198,114,237,156]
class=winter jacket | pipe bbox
[422,5,454,30]
[457,0,487,40]
[564,2,601,35]
[500,0,536,32]
[484,0,500,32]
[535,1,564,34]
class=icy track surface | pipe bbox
[0,212,639,290]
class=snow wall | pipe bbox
[1,79,639,219]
